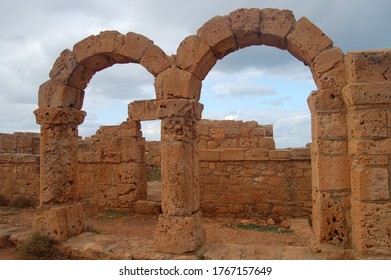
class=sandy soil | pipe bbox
[0,204,310,260]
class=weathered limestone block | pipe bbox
[311,47,346,90]
[230,8,262,48]
[34,107,86,126]
[345,49,391,83]
[176,35,217,80]
[290,148,311,160]
[197,16,239,59]
[313,112,347,139]
[312,139,347,155]
[220,148,245,161]
[352,200,391,255]
[73,31,124,71]
[155,67,202,100]
[352,167,390,201]
[287,17,333,66]
[312,192,349,246]
[49,49,96,90]
[349,138,391,155]
[269,149,290,160]
[154,212,205,254]
[118,32,153,63]
[260,8,296,49]
[244,149,269,161]
[32,203,84,241]
[198,149,220,161]
[343,83,391,108]
[307,90,345,113]
[161,142,198,216]
[38,79,84,109]
[349,109,387,138]
[161,118,197,142]
[128,99,157,121]
[139,44,171,77]
[316,156,350,191]
[352,155,389,167]
[157,99,203,120]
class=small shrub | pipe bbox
[19,233,57,259]
[10,196,36,209]
[0,195,8,206]
[104,209,129,219]
[147,167,161,182]
[237,223,294,234]
[85,225,101,235]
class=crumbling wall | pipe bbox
[144,120,312,219]
[198,120,312,219]
[76,121,147,212]
[0,133,40,205]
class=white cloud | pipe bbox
[0,0,390,148]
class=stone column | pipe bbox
[153,99,205,254]
[343,50,391,257]
[32,107,87,241]
[308,90,351,248]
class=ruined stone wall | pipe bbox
[198,120,312,219]
[0,133,40,205]
[76,121,147,212]
[145,141,161,171]
[145,120,312,219]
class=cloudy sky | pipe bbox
[0,0,390,148]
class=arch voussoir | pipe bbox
[286,17,333,66]
[176,35,217,81]
[49,49,96,91]
[197,15,239,59]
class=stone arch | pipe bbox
[158,8,351,251]
[33,31,172,241]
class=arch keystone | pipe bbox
[260,8,296,50]
[229,8,262,48]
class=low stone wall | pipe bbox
[0,132,40,154]
[0,120,312,220]
[76,121,148,212]
[199,149,311,219]
[0,153,40,205]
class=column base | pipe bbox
[32,203,85,241]
[154,211,205,254]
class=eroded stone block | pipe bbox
[287,17,333,65]
[154,212,205,254]
[176,35,217,80]
[32,203,84,241]
[197,16,239,59]
[230,8,262,48]
[260,8,295,49]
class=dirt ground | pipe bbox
[0,204,312,260]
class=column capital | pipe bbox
[34,107,86,125]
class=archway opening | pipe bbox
[198,45,316,228]
[76,63,159,215]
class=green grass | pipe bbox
[103,209,129,219]
[147,167,161,182]
[237,223,294,234]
